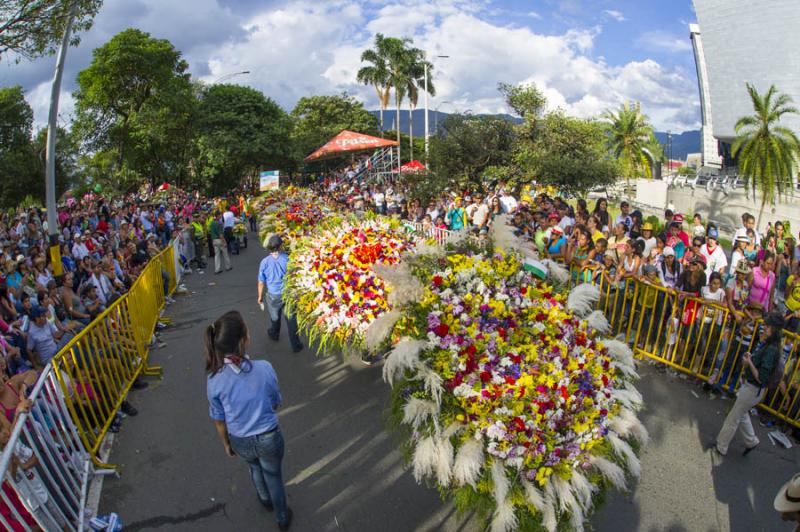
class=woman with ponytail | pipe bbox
[205,311,292,530]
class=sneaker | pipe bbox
[120,401,138,417]
[360,353,374,366]
[278,508,293,531]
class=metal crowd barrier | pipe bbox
[404,221,459,245]
[50,244,174,469]
[0,365,112,531]
[567,263,800,429]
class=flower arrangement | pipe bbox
[283,217,418,354]
[255,187,328,248]
[369,217,646,532]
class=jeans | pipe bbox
[229,429,289,525]
[267,293,302,350]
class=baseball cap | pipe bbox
[662,246,675,257]
[548,212,559,220]
[551,226,564,235]
[30,307,46,319]
[672,213,684,223]
[707,228,719,240]
[642,222,654,231]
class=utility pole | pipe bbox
[45,1,79,279]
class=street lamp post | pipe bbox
[424,55,448,165]
[45,0,79,279]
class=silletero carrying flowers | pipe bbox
[368,217,647,532]
[283,216,418,354]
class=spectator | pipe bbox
[700,227,727,279]
[445,198,467,231]
[615,201,632,232]
[750,251,777,311]
[25,307,75,367]
[692,213,706,239]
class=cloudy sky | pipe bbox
[0,0,700,132]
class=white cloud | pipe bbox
[2,0,700,133]
[603,9,626,22]
[636,30,693,53]
[25,82,75,132]
[527,11,542,19]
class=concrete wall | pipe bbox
[633,179,800,236]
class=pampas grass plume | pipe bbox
[453,438,484,487]
[491,499,518,532]
[402,397,438,429]
[588,455,627,491]
[382,338,426,385]
[412,436,437,482]
[567,283,600,317]
[569,469,596,510]
[543,259,569,285]
[365,310,402,352]
[586,310,611,334]
[434,435,454,486]
[608,432,641,477]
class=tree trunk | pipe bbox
[379,107,384,137]
[757,191,768,231]
[409,104,414,160]
[396,92,401,165]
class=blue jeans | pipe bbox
[229,429,288,525]
[267,293,302,350]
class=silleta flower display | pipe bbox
[255,186,326,248]
[371,219,646,532]
[283,217,417,354]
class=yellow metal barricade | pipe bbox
[51,245,174,468]
[575,274,800,429]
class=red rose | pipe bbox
[434,323,450,337]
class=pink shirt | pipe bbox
[748,266,775,311]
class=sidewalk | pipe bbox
[98,241,799,531]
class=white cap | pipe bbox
[663,246,675,257]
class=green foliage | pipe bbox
[498,82,546,122]
[603,101,656,181]
[0,0,102,60]
[429,114,516,190]
[73,28,195,190]
[196,83,292,194]
[290,92,378,165]
[0,86,40,207]
[732,83,800,225]
[676,165,696,177]
[516,111,618,196]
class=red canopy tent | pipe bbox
[395,160,427,173]
[304,130,398,162]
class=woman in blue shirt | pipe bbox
[206,311,292,530]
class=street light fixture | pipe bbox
[212,70,251,84]
[424,55,449,165]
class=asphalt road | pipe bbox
[99,235,798,532]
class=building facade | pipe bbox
[691,0,800,165]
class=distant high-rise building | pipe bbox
[691,0,800,168]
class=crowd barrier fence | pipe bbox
[0,240,179,530]
[565,263,800,430]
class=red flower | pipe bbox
[512,417,526,431]
[504,375,517,385]
[498,326,507,338]
[432,275,443,287]
[601,374,609,387]
[559,386,569,401]
[479,371,492,383]
[434,323,450,337]
[520,287,528,295]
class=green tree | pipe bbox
[732,83,800,225]
[602,101,655,184]
[382,36,413,156]
[498,82,546,128]
[517,111,618,196]
[73,28,193,189]
[0,86,40,207]
[290,93,379,165]
[196,84,292,194]
[429,114,515,189]
[400,47,434,160]
[356,34,391,134]
[0,0,102,60]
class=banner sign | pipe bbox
[259,170,280,191]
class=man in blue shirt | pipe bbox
[257,235,303,353]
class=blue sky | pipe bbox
[0,0,701,132]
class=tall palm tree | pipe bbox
[356,34,391,135]
[603,101,654,187]
[732,83,800,225]
[383,36,413,163]
[401,47,435,160]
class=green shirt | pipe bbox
[209,219,223,239]
[746,342,779,387]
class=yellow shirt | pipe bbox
[786,275,800,312]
